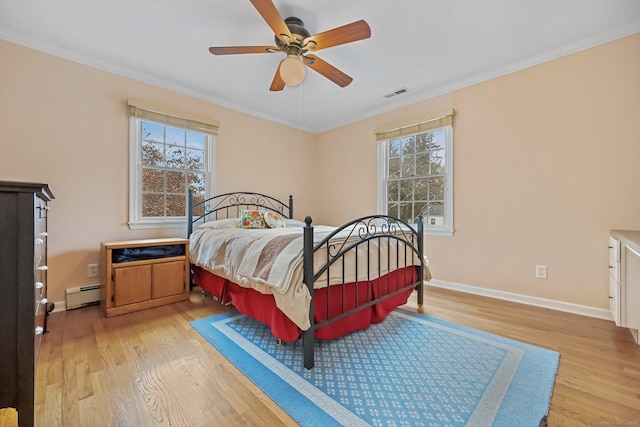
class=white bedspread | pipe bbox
[189,221,429,330]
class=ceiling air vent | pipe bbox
[384,88,408,99]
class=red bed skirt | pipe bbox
[192,265,417,342]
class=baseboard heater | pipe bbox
[66,284,101,310]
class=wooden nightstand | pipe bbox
[101,238,190,317]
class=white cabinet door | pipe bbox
[609,273,621,326]
[624,245,640,330]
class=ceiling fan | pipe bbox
[209,0,371,91]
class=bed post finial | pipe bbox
[289,195,293,218]
[304,216,312,226]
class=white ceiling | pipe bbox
[1,0,640,133]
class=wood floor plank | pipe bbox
[35,286,640,426]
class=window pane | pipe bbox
[186,149,205,171]
[192,195,205,217]
[143,193,164,217]
[166,126,185,146]
[428,202,444,226]
[414,178,428,201]
[389,140,402,157]
[430,149,446,174]
[166,194,185,217]
[166,171,185,193]
[142,141,165,166]
[429,176,444,200]
[186,131,204,149]
[399,179,412,201]
[387,180,399,202]
[430,129,445,150]
[401,137,415,156]
[415,132,431,153]
[399,203,412,223]
[142,168,164,192]
[400,156,415,177]
[387,202,399,218]
[166,145,185,169]
[414,202,427,222]
[388,157,401,179]
[416,153,429,176]
[188,173,206,195]
[142,121,164,143]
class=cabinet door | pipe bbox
[114,265,152,306]
[609,273,621,326]
[624,245,640,330]
[152,261,185,299]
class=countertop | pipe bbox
[611,230,640,256]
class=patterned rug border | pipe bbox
[190,308,559,427]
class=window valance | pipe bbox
[128,99,219,135]
[374,108,454,141]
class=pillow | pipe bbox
[239,209,266,229]
[284,218,306,228]
[203,218,239,229]
[264,210,286,228]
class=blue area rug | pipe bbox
[190,309,559,426]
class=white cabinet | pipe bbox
[609,231,640,344]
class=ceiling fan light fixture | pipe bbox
[280,55,306,87]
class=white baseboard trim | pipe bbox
[51,281,610,320]
[427,279,613,321]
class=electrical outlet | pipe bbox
[535,264,547,279]
[87,263,99,278]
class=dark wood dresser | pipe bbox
[0,181,54,427]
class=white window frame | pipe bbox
[128,103,217,230]
[377,121,454,237]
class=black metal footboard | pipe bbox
[301,215,424,369]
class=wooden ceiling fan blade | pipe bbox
[304,54,353,87]
[304,20,371,51]
[270,60,285,91]
[250,0,292,41]
[209,46,276,55]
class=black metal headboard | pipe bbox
[187,191,293,236]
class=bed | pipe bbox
[187,191,431,369]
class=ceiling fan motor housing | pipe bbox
[275,17,311,52]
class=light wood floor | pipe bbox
[36,286,640,426]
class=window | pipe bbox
[376,110,454,236]
[128,101,217,229]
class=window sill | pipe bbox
[424,227,454,237]
[128,218,187,230]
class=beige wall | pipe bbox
[314,34,640,310]
[0,39,315,303]
[2,34,639,311]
